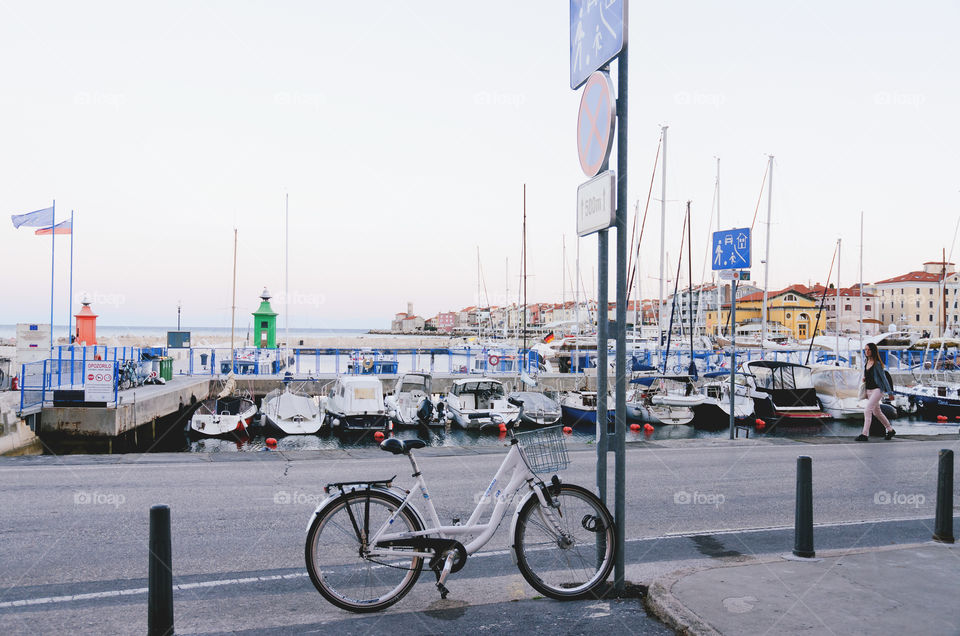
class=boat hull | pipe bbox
[188,399,256,437]
[328,412,389,432]
[262,413,325,435]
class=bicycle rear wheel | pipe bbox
[305,490,424,612]
[513,483,616,599]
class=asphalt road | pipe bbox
[0,435,957,634]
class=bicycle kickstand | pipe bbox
[434,552,456,599]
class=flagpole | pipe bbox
[50,199,55,353]
[68,209,74,347]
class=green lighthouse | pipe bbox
[252,287,278,349]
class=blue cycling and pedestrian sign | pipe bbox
[570,0,626,90]
[712,228,751,271]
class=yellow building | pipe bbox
[707,285,825,340]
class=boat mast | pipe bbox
[686,201,696,377]
[859,212,863,361]
[659,125,668,354]
[715,156,721,339]
[230,228,238,373]
[836,238,841,361]
[761,155,773,355]
[285,193,289,364]
[523,183,527,355]
[476,246,481,339]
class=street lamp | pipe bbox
[177,301,181,331]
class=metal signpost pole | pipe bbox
[729,277,737,439]
[597,231,608,504]
[614,26,628,592]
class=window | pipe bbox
[917,288,921,294]
[260,321,268,328]
[929,315,934,322]
[865,305,871,311]
[916,301,921,308]
[798,324,807,337]
[784,294,797,302]
[844,304,852,311]
[785,312,792,319]
[881,302,885,309]
[930,301,934,308]
[917,314,921,322]
[900,301,904,308]
[799,313,809,321]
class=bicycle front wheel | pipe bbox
[305,490,424,612]
[514,483,616,599]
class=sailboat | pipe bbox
[190,232,258,436]
[260,382,326,435]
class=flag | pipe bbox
[11,206,54,228]
[34,219,72,235]
[542,332,555,343]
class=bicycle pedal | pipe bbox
[436,582,449,599]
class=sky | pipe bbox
[1,1,958,331]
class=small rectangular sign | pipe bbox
[711,228,751,271]
[84,360,115,402]
[718,270,749,281]
[577,170,616,237]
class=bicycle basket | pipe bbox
[514,425,570,474]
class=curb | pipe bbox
[643,541,947,636]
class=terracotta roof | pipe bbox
[874,271,945,284]
[737,284,816,303]
[809,285,876,298]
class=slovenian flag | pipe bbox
[10,206,54,228]
[34,219,72,235]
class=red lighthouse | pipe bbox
[74,299,98,346]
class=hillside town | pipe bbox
[391,260,959,341]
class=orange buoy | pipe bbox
[562,426,573,434]
[643,423,654,432]
[498,422,507,434]
[755,418,764,426]
[265,437,277,447]
[937,415,948,422]
[629,423,641,432]
[756,421,766,431]
[374,431,385,441]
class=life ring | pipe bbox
[488,354,500,367]
[362,357,374,371]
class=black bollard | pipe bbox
[932,449,955,544]
[793,456,815,558]
[148,504,174,636]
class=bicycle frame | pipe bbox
[365,441,549,559]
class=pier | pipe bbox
[37,376,210,439]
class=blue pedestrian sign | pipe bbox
[570,0,626,90]
[712,228,751,271]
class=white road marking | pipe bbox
[0,572,307,609]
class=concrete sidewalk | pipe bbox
[646,542,960,635]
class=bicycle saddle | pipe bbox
[380,438,426,455]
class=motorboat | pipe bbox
[559,391,615,429]
[741,360,827,428]
[326,376,389,432]
[384,372,437,428]
[631,375,699,426]
[692,371,755,429]
[443,378,520,431]
[810,364,865,420]
[189,376,257,437]
[507,391,561,427]
[260,386,326,435]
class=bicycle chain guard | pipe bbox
[379,537,468,574]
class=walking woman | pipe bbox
[857,342,895,441]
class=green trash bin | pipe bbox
[160,357,173,381]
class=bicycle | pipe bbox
[304,397,616,612]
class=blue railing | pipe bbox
[18,347,140,412]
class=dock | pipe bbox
[38,376,210,438]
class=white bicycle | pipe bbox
[304,397,616,612]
